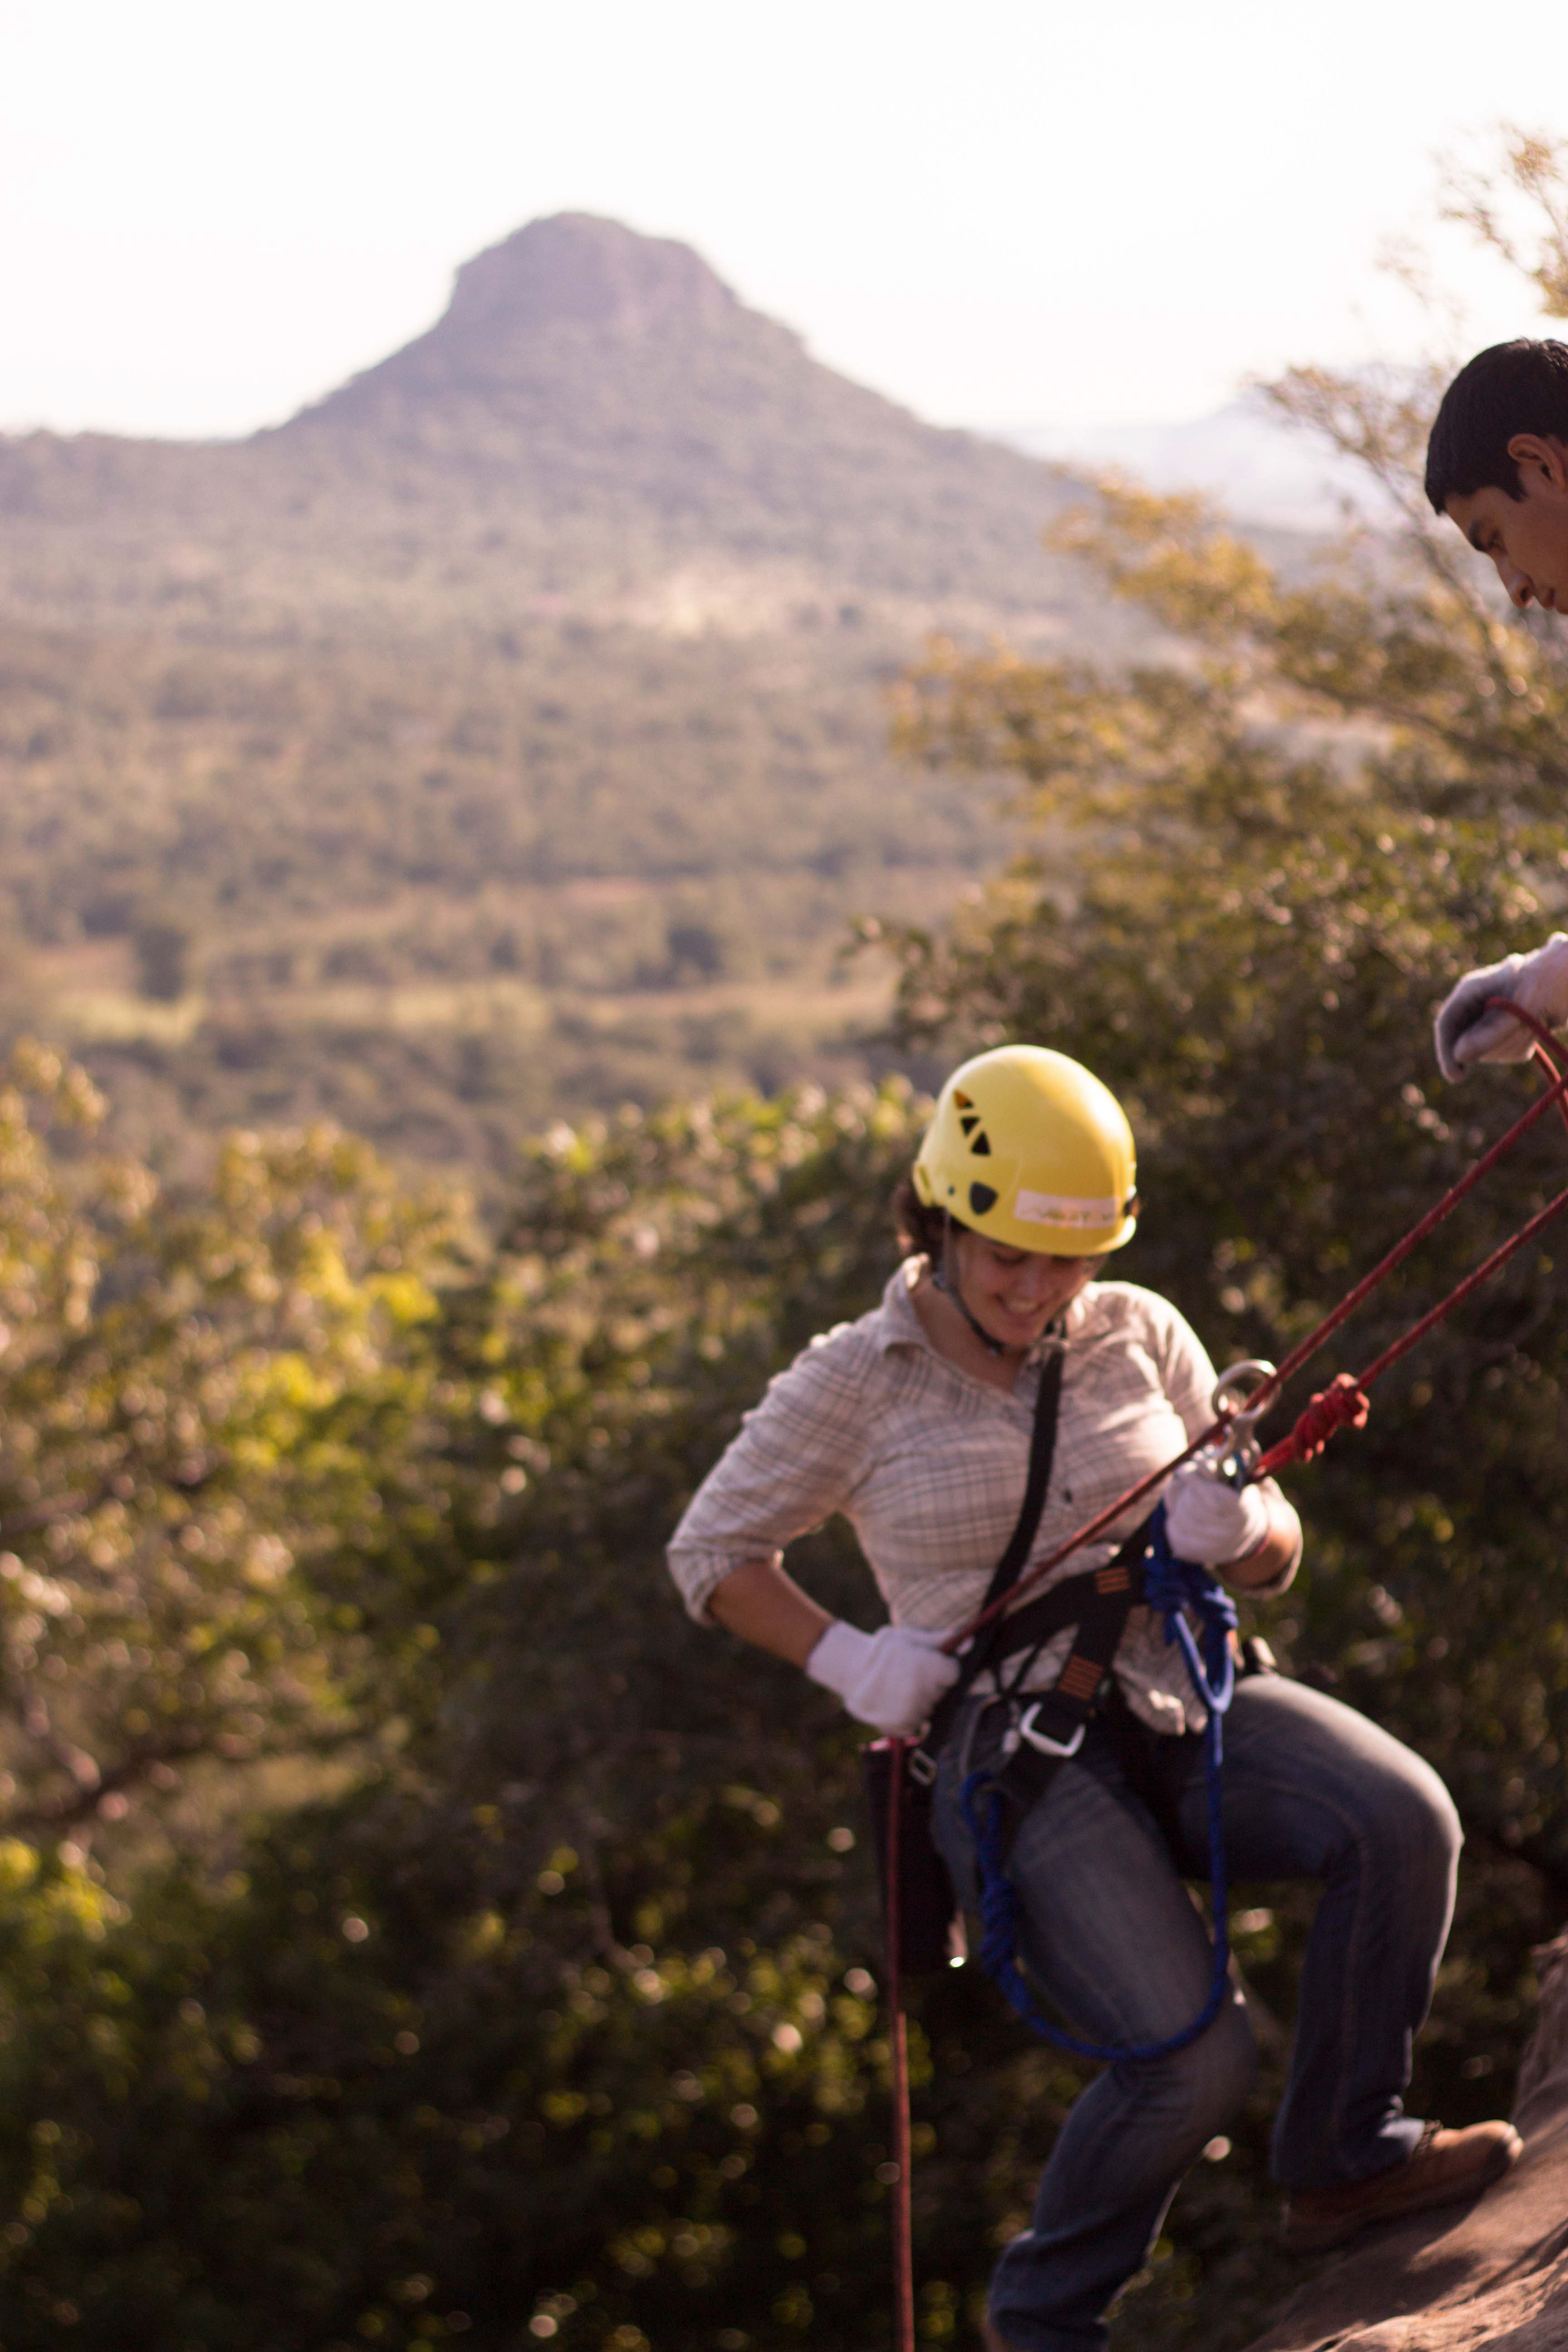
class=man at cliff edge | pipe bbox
[1426,339,1568,1072]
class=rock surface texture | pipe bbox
[1246,1928,1568,2351]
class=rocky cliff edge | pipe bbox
[1246,1929,1568,2351]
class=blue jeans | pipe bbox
[931,1674,1460,2352]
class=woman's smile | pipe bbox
[959,1237,1102,1348]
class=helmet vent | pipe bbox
[969,1131,991,1156]
[969,1181,999,1217]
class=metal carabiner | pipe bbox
[1200,1357,1278,1489]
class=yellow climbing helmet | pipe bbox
[912,1044,1138,1256]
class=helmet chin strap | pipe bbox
[933,1218,1008,1357]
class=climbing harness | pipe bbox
[875,1003,1568,2350]
[960,1502,1238,2063]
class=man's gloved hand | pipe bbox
[805,1620,960,1737]
[1163,1463,1271,1567]
[1434,934,1568,1082]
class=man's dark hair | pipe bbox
[1425,338,1568,513]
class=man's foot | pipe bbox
[1283,2119,1523,2254]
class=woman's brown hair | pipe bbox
[891,1174,949,1262]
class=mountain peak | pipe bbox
[289,212,799,432]
[440,213,752,345]
[247,213,1073,597]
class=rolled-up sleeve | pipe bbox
[667,1325,875,1624]
[1148,1298,1219,1443]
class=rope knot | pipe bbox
[1284,1372,1370,1464]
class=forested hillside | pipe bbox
[0,213,1169,1171]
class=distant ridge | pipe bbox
[0,213,1082,606]
[1000,392,1388,534]
[268,212,1078,587]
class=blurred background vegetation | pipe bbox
[0,128,1564,2352]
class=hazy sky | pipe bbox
[2,0,1563,441]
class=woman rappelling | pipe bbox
[666,1042,1520,2352]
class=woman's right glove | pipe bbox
[805,1620,960,1738]
[1163,1462,1270,1567]
[1434,934,1568,1081]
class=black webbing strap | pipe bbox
[909,1348,1064,1784]
[973,1525,1155,1862]
[909,1499,1155,1798]
[1004,1522,1152,1752]
[966,1540,1141,1685]
[975,1346,1067,1622]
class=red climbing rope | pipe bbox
[1256,1009,1568,1473]
[884,1737,916,2352]
[1256,1371,1369,1468]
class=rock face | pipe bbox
[1245,1930,1568,2351]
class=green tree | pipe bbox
[0,1081,1038,2352]
[0,1040,460,1848]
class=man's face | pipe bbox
[1445,433,1568,613]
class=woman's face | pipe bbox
[952,1229,1105,1352]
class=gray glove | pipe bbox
[1434,935,1568,1082]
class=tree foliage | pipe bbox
[0,1043,462,1849]
[0,1078,1057,2352]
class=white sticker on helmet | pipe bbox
[1014,1188,1120,1228]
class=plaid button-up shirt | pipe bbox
[668,1258,1229,1734]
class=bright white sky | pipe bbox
[1,0,1563,441]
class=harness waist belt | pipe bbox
[970,1550,1146,1675]
[910,1516,1153,1785]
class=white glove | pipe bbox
[1434,934,1568,1082]
[805,1620,960,1737]
[1163,1464,1270,1568]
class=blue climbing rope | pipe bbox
[959,1501,1239,2064]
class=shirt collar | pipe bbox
[874,1255,1099,1358]
[873,1257,931,1353]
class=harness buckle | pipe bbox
[906,1746,938,1787]
[1016,1703,1086,1759]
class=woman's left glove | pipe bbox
[805,1621,961,1737]
[1163,1463,1270,1567]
